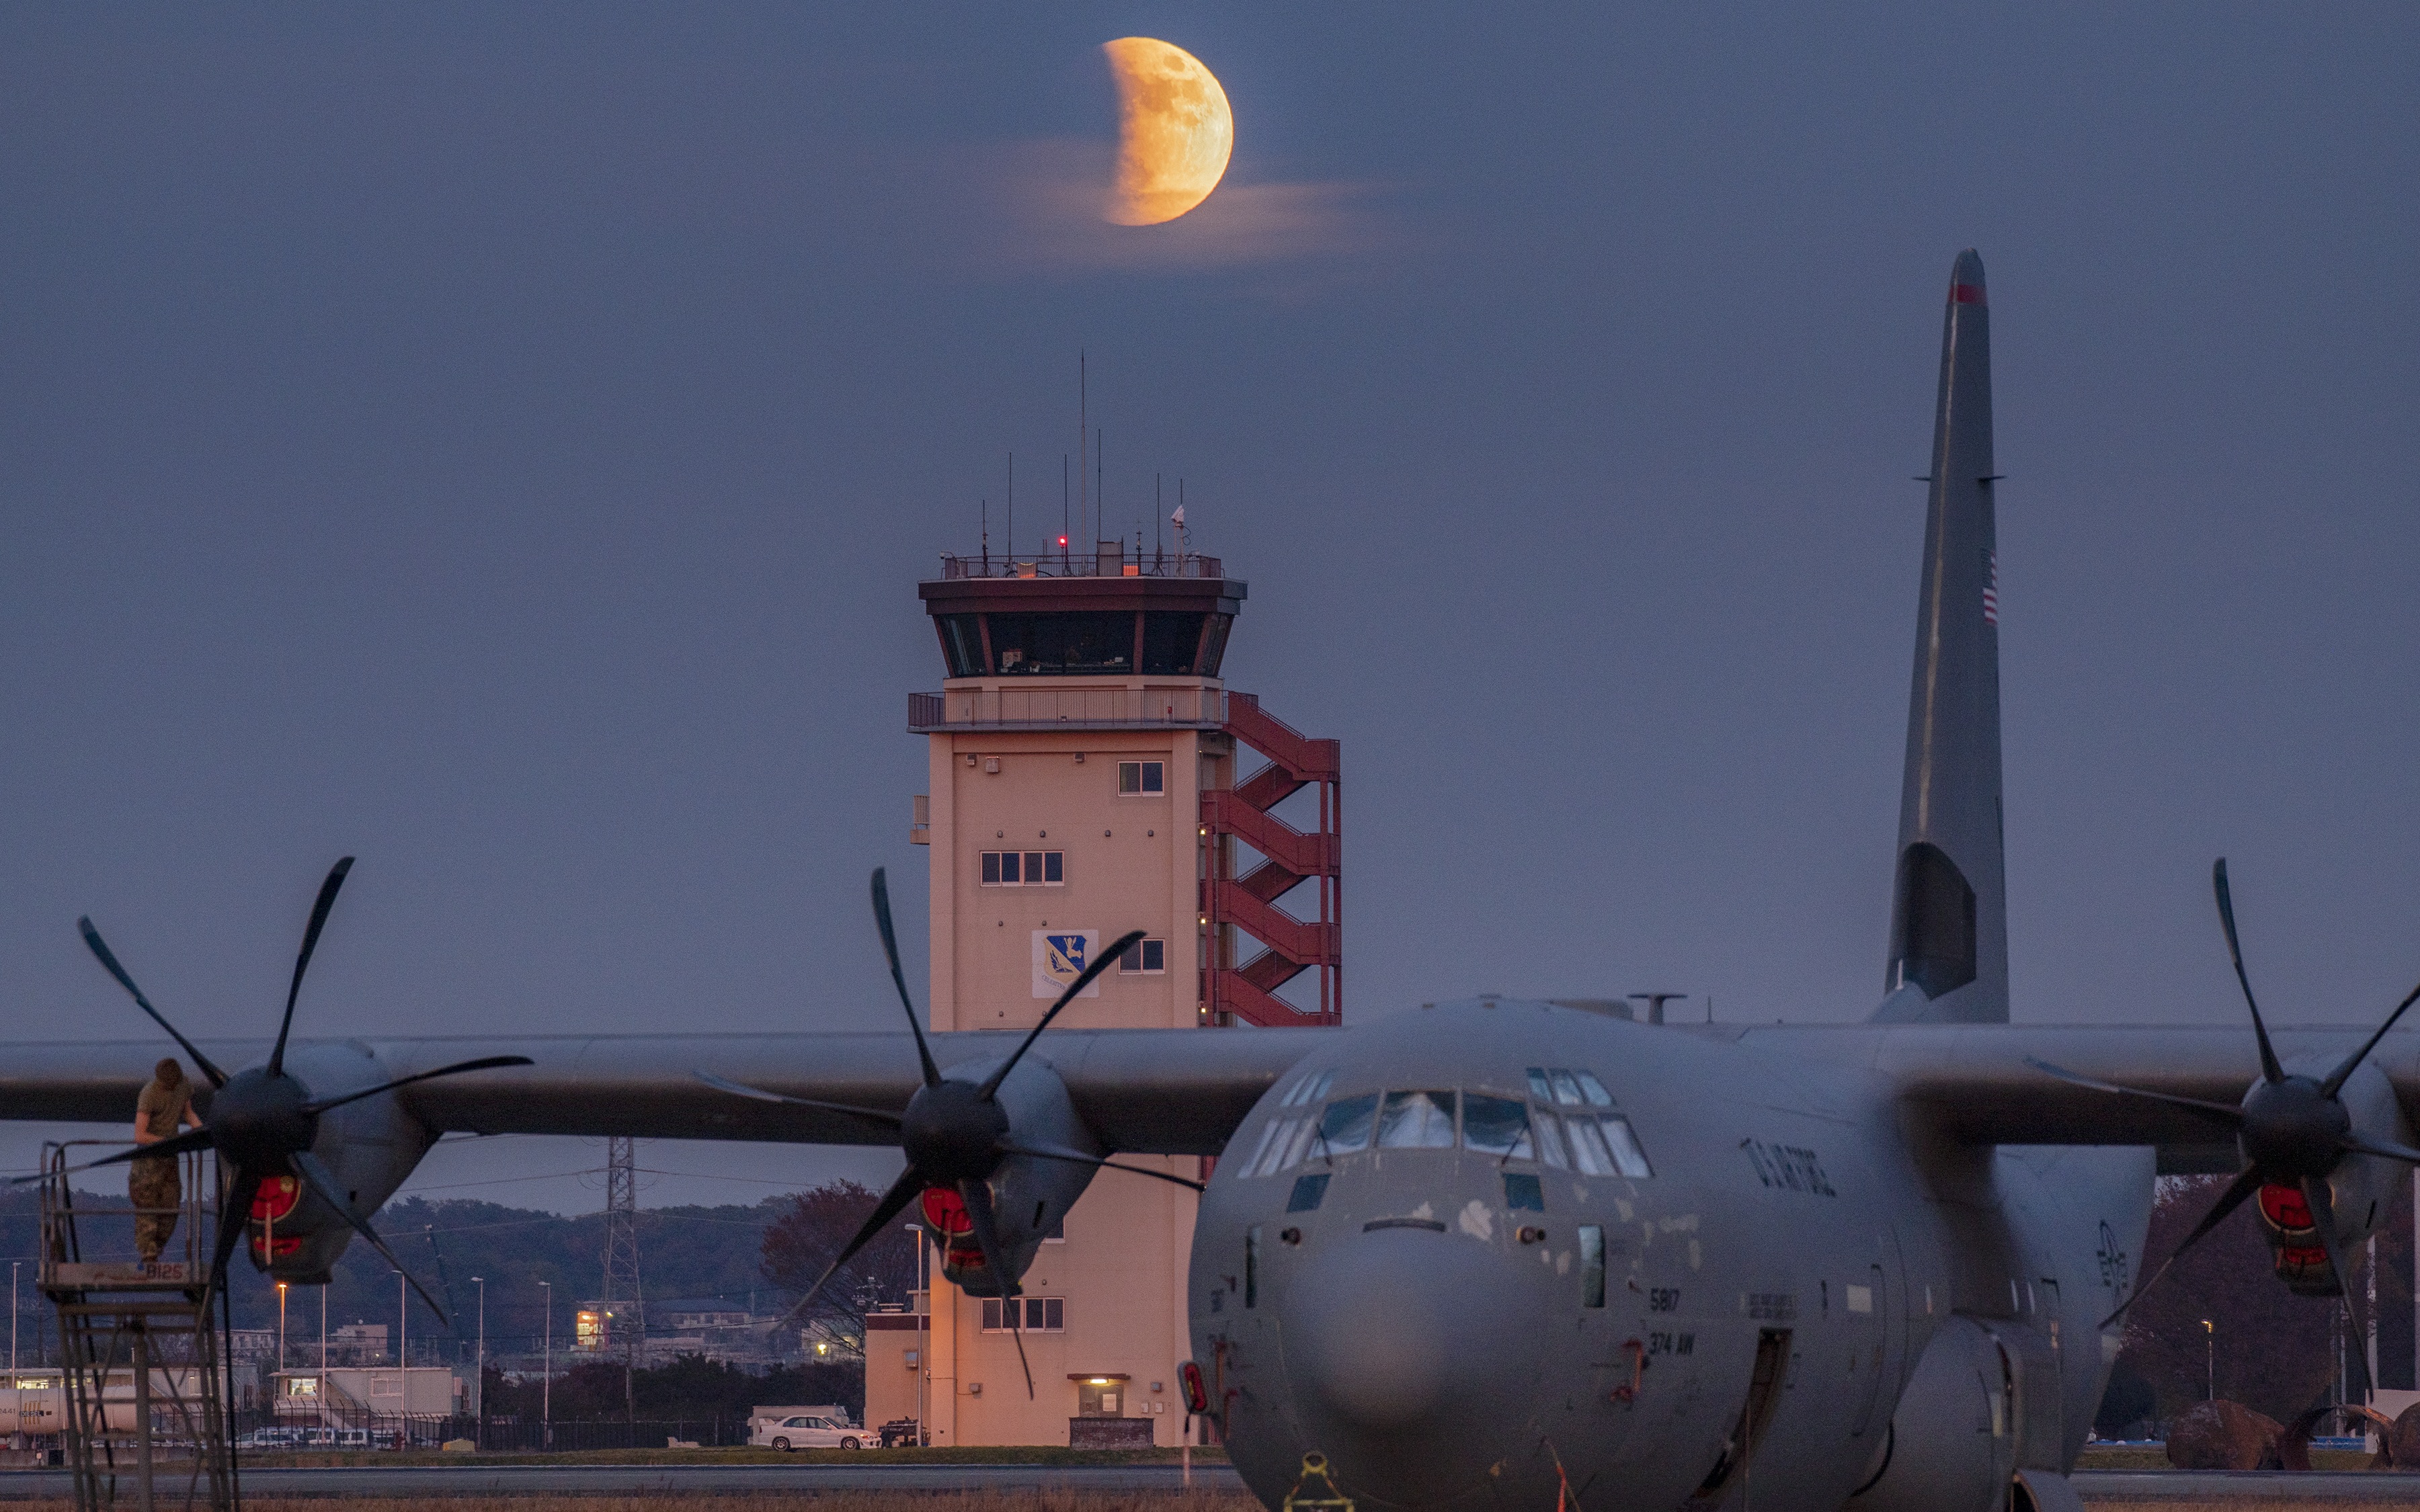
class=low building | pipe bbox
[273,1368,463,1423]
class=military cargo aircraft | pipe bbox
[7,251,2417,1512]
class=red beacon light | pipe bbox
[1057,534,1069,548]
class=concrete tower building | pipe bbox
[862,539,1339,1446]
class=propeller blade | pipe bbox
[2300,1177,2374,1405]
[998,1140,1207,1193]
[872,869,943,1090]
[770,1165,926,1331]
[270,857,354,1077]
[2100,1165,2264,1329]
[202,1167,266,1314]
[1002,1279,1036,1401]
[978,929,1148,1101]
[2338,1134,2420,1165]
[297,1056,536,1117]
[959,1178,1033,1399]
[77,919,229,1089]
[2212,859,2286,1085]
[11,1128,220,1185]
[2023,1058,2248,1125]
[690,1072,904,1128]
[291,1150,449,1325]
[2321,978,2420,1099]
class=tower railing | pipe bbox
[910,687,1228,732]
[936,552,1223,581]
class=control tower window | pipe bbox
[1141,612,1208,675]
[1118,938,1166,974]
[985,612,1133,675]
[1117,761,1164,795]
[936,615,984,678]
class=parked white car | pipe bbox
[752,1413,862,1451]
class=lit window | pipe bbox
[1118,938,1166,974]
[1117,761,1165,796]
[1377,1090,1456,1149]
[980,1297,1065,1332]
[979,851,1063,886]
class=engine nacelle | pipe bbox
[2254,1059,2413,1295]
[926,1055,1101,1298]
[245,1042,438,1284]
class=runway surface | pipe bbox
[2072,1470,2420,1500]
[0,1461,1246,1497]
[4,1462,2418,1500]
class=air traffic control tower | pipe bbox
[865,539,1340,1447]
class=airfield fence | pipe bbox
[227,1407,756,1451]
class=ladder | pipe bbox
[38,1142,237,1512]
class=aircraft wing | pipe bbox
[1761,1021,2420,1172]
[0,1027,1334,1157]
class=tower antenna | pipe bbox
[981,498,988,572]
[1096,429,1104,556]
[1156,473,1163,564]
[1078,351,1086,566]
[1061,454,1070,569]
[1006,452,1013,567]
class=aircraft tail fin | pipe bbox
[1873,250,2009,1025]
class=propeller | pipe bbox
[702,868,1191,1394]
[48,858,533,1324]
[2029,859,2420,1398]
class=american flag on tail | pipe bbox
[1982,549,1999,626]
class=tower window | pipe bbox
[1117,761,1164,795]
[1118,938,1167,974]
[981,1297,1065,1332]
[980,851,1063,886]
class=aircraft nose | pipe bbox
[1281,1223,1527,1486]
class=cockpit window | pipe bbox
[1574,1071,1614,1107]
[1531,1112,1570,1169]
[1547,1070,1584,1106]
[1564,1113,1654,1178]
[1461,1095,1532,1157]
[1280,1068,1336,1107]
[1526,1068,1554,1101]
[1318,1093,1379,1154]
[1377,1090,1457,1149]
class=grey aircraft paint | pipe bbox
[7,253,2417,1512]
[1878,249,2009,1027]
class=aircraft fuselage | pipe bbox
[1189,999,2153,1512]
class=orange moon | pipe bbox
[1101,38,1233,226]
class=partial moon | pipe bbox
[1102,38,1233,226]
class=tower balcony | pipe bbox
[909,685,1229,732]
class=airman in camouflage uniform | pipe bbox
[131,1058,198,1263]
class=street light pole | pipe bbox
[11,1261,19,1378]
[540,1280,553,1452]
[470,1277,485,1448]
[2202,1318,2214,1402]
[277,1282,288,1377]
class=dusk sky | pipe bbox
[4,6,2415,1213]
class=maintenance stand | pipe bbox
[38,1143,237,1512]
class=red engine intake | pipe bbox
[2256,1182,2314,1234]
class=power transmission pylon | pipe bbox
[599,1137,642,1422]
